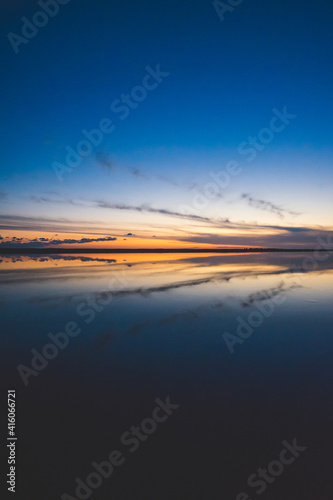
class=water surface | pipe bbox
[1,253,333,499]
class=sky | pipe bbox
[1,0,333,249]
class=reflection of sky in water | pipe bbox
[1,253,333,499]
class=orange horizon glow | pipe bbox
[0,230,262,250]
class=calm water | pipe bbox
[1,252,333,499]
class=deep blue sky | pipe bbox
[1,0,333,248]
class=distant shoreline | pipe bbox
[0,248,332,255]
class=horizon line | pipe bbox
[0,248,332,255]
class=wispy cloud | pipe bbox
[0,236,117,248]
[94,153,178,186]
[174,227,333,248]
[241,193,300,219]
[0,214,118,235]
[96,200,216,223]
[95,150,113,169]
[130,167,148,179]
[129,168,180,186]
[29,195,85,206]
[156,175,179,187]
[25,195,307,232]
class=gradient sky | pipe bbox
[1,0,333,249]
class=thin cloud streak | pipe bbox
[0,236,117,248]
[241,193,301,219]
[95,200,214,223]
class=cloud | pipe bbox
[27,194,216,228]
[0,236,117,248]
[241,193,300,219]
[1,197,332,249]
[156,175,179,187]
[95,200,306,232]
[130,167,148,179]
[29,195,84,207]
[0,214,120,235]
[129,169,181,187]
[49,236,117,245]
[95,150,113,169]
[96,200,216,224]
[93,156,180,187]
[30,195,58,204]
[174,227,333,248]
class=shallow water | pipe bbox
[1,252,333,499]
